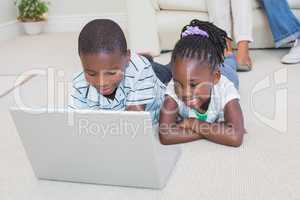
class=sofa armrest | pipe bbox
[126,0,161,56]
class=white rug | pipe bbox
[0,33,300,200]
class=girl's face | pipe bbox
[80,50,130,96]
[172,58,220,111]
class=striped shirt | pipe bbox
[68,53,166,123]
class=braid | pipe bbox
[171,19,228,72]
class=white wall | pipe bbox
[44,0,127,34]
[0,0,127,41]
[0,0,126,23]
[0,0,17,23]
[48,0,126,16]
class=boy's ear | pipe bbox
[125,49,131,62]
[213,69,221,85]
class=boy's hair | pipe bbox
[78,19,127,55]
[171,19,228,72]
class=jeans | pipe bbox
[151,54,239,90]
[220,54,239,90]
[151,61,172,85]
[261,0,300,47]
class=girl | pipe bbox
[159,20,246,147]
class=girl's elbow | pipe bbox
[229,131,244,147]
[159,132,172,145]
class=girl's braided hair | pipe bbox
[171,19,228,72]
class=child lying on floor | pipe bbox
[159,20,246,147]
[68,19,167,123]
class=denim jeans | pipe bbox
[151,54,239,90]
[220,54,239,90]
[151,61,172,85]
[261,0,300,47]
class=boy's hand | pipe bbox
[126,104,145,111]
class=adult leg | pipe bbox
[206,0,233,54]
[261,0,300,47]
[231,0,254,71]
[261,0,300,64]
[206,0,232,37]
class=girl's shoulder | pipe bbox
[165,80,177,100]
[213,75,240,109]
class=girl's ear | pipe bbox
[213,69,221,85]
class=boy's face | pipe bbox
[80,50,130,96]
[172,58,220,111]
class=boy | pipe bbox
[68,19,166,123]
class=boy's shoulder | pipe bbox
[72,71,89,90]
[125,52,152,75]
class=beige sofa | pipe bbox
[126,0,300,56]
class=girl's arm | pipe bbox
[180,99,245,147]
[159,95,204,145]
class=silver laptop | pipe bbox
[10,108,181,189]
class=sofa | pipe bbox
[126,0,300,56]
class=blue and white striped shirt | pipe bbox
[68,53,166,123]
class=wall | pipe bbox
[0,0,127,41]
[48,0,126,16]
[44,0,127,33]
[0,0,126,22]
[0,0,17,23]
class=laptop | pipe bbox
[10,108,181,189]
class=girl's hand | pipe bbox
[159,96,204,144]
[178,118,197,129]
[179,118,207,135]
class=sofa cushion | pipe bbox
[158,0,208,12]
[158,0,300,12]
[157,11,209,50]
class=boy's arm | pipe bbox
[126,104,145,111]
[180,99,245,147]
[125,64,156,110]
[159,95,204,145]
[68,85,89,109]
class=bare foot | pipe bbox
[236,41,252,67]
